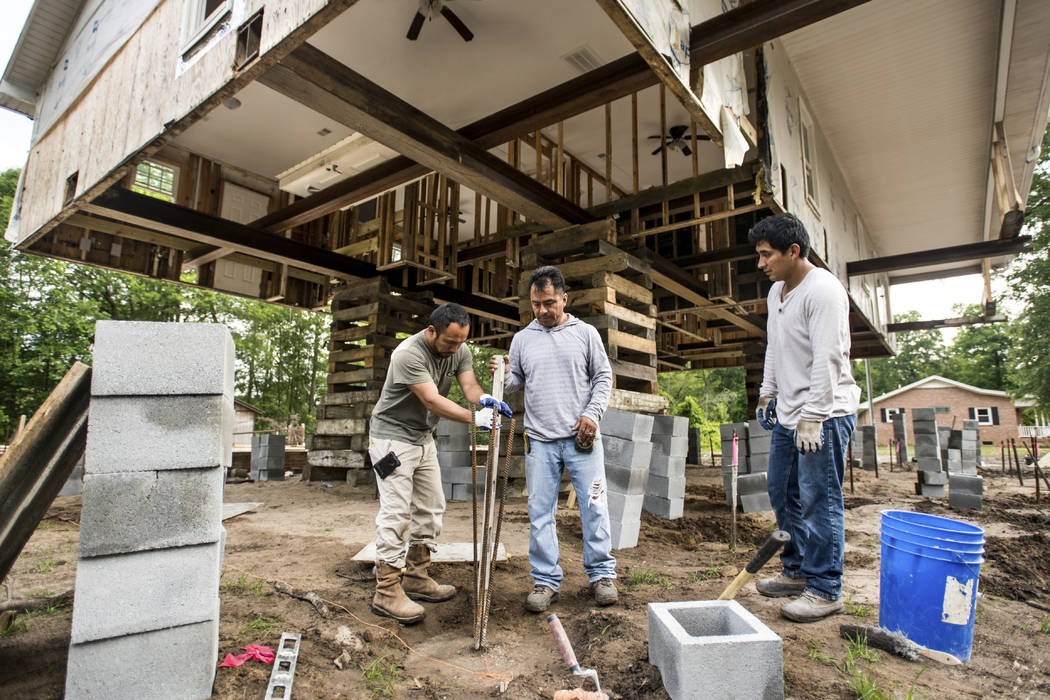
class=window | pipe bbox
[880,408,906,422]
[798,99,819,215]
[132,161,177,202]
[970,407,998,426]
[182,0,232,56]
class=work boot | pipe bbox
[590,578,618,606]
[372,562,425,624]
[780,590,844,622]
[402,544,456,602]
[756,572,807,598]
[525,585,559,612]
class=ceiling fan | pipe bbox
[649,124,710,156]
[407,0,475,42]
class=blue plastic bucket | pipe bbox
[879,511,984,662]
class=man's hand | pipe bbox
[488,356,510,375]
[572,415,598,443]
[795,419,824,453]
[756,395,777,430]
[478,393,513,418]
[474,407,498,431]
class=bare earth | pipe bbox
[2,461,1049,699]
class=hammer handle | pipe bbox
[718,530,790,600]
[547,613,579,669]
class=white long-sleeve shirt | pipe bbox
[760,267,861,429]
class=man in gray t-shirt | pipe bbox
[368,303,510,624]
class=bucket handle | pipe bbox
[948,548,983,580]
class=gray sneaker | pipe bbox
[590,578,618,606]
[780,591,844,622]
[756,572,807,598]
[525,585,559,612]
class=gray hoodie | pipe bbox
[503,314,612,442]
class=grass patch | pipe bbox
[361,654,401,698]
[0,601,70,638]
[30,558,64,573]
[240,616,281,639]
[844,592,874,617]
[222,572,267,598]
[807,640,833,663]
[1041,615,1050,635]
[627,569,671,589]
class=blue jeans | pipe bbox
[525,437,616,590]
[766,415,856,600]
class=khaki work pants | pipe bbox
[370,437,445,568]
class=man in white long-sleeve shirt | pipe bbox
[490,265,618,612]
[748,213,860,622]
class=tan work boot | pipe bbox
[402,544,456,602]
[372,562,425,624]
[756,572,807,598]
[780,590,845,622]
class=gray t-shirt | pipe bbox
[369,330,473,444]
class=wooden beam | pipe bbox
[846,236,1031,277]
[647,253,765,336]
[589,163,757,219]
[887,263,982,286]
[84,188,378,280]
[632,200,768,238]
[259,44,592,229]
[887,314,1007,333]
[252,0,869,231]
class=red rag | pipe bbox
[243,644,275,664]
[218,653,250,668]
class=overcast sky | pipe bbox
[0,0,996,332]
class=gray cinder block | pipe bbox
[911,408,936,422]
[307,450,366,469]
[442,482,453,500]
[915,484,946,498]
[603,435,653,469]
[652,414,689,437]
[740,491,772,513]
[436,434,472,451]
[948,474,983,494]
[643,494,684,520]
[948,492,983,510]
[650,452,687,478]
[437,450,473,469]
[451,483,484,501]
[85,395,233,473]
[653,434,688,458]
[70,541,222,643]
[600,410,655,441]
[79,468,224,557]
[605,462,650,495]
[607,489,645,523]
[610,517,641,549]
[647,474,686,500]
[719,422,749,442]
[65,618,219,700]
[91,321,234,398]
[917,470,947,485]
[445,466,485,484]
[648,600,783,700]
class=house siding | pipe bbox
[858,385,1021,445]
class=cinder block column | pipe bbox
[601,409,654,548]
[645,415,688,520]
[66,322,233,700]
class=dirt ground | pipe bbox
[2,458,1049,699]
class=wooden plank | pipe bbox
[331,302,380,323]
[649,266,765,336]
[608,388,669,414]
[632,201,768,238]
[597,300,656,330]
[594,271,653,305]
[333,237,379,257]
[259,44,592,229]
[609,357,658,381]
[557,254,630,282]
[526,219,617,259]
[327,368,385,385]
[605,328,657,355]
[846,236,1031,277]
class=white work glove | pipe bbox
[795,419,824,453]
[756,395,777,430]
[474,407,499,431]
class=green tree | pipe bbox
[942,303,1013,391]
[854,310,946,401]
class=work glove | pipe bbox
[794,419,824,453]
[479,393,513,418]
[756,395,777,430]
[474,407,499,431]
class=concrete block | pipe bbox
[66,618,219,700]
[737,473,768,495]
[445,466,485,484]
[917,470,947,485]
[71,541,222,643]
[915,484,946,498]
[647,474,686,500]
[451,483,484,501]
[916,458,942,472]
[652,414,688,436]
[748,452,770,473]
[652,434,688,457]
[79,467,223,558]
[603,435,653,469]
[436,434,472,451]
[912,422,938,435]
[610,517,641,549]
[720,422,749,442]
[442,482,453,500]
[648,600,783,700]
[438,450,473,469]
[911,408,936,421]
[600,409,655,441]
[913,442,940,459]
[85,396,233,473]
[435,419,468,436]
[740,491,772,513]
[607,490,645,523]
[948,492,983,510]
[253,469,285,481]
[307,450,366,469]
[605,462,650,495]
[643,494,684,520]
[650,453,687,477]
[92,321,234,398]
[59,459,84,497]
[948,474,983,494]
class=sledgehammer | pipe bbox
[718,530,791,600]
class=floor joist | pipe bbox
[847,236,1031,277]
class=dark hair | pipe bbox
[747,213,810,258]
[528,265,566,294]
[429,303,470,334]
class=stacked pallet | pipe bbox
[719,422,772,513]
[644,415,688,520]
[306,278,434,484]
[912,408,945,497]
[518,219,666,413]
[601,409,655,549]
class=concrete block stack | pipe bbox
[645,415,688,520]
[718,422,771,513]
[66,321,231,699]
[891,413,909,465]
[856,425,877,470]
[686,427,702,465]
[944,429,964,475]
[961,420,981,473]
[58,453,85,497]
[250,434,285,481]
[912,408,945,497]
[948,473,984,510]
[600,409,655,548]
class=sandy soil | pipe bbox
[2,459,1049,699]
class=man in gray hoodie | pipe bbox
[491,265,617,612]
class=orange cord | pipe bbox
[223,564,512,685]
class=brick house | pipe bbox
[857,375,1028,446]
